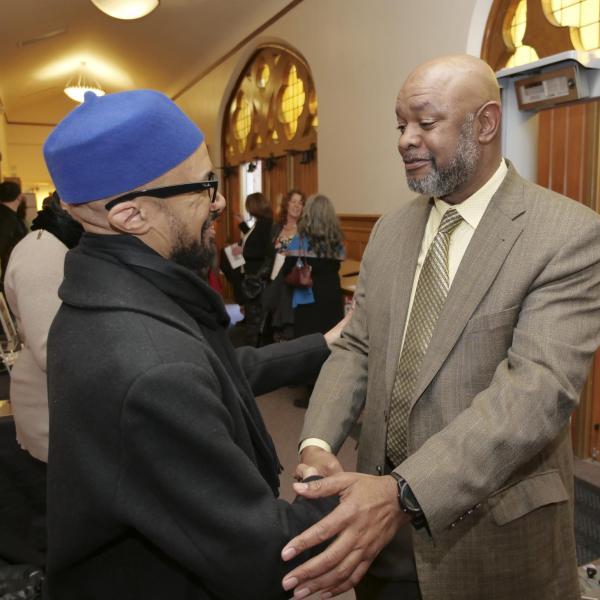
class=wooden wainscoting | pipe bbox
[537,100,600,460]
[339,214,379,261]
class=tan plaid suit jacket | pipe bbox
[301,163,600,600]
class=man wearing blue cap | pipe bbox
[43,90,340,599]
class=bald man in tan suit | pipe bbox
[279,55,600,600]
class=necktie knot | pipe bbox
[438,208,463,235]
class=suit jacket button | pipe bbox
[376,465,383,475]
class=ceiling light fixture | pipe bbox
[64,62,105,103]
[90,0,159,20]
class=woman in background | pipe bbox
[273,189,305,253]
[238,192,274,276]
[4,193,83,461]
[264,189,306,342]
[234,192,274,346]
[284,194,345,338]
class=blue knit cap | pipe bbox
[43,90,205,205]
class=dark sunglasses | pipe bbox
[105,179,219,211]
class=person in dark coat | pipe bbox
[235,192,275,346]
[238,192,274,276]
[42,90,339,600]
[223,193,274,346]
[0,180,28,289]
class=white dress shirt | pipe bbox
[301,160,508,455]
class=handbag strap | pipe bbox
[299,236,307,263]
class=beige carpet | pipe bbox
[257,385,357,600]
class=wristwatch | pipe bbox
[389,472,428,531]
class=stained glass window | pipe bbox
[233,93,252,151]
[223,46,317,165]
[257,64,270,89]
[544,0,600,50]
[280,65,306,140]
[506,0,540,67]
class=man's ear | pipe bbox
[477,101,501,144]
[107,200,151,235]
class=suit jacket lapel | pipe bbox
[384,197,433,400]
[411,166,527,405]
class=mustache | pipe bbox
[402,152,434,163]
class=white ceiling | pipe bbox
[0,0,294,124]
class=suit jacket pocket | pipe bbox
[488,469,568,526]
[463,305,520,334]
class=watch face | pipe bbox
[400,484,421,514]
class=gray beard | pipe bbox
[406,114,480,198]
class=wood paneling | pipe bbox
[481,0,513,71]
[339,214,379,261]
[522,0,572,59]
[219,168,241,301]
[263,156,288,218]
[537,99,600,460]
[537,101,599,210]
[292,152,318,197]
[224,167,241,243]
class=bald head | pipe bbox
[403,54,500,109]
[395,54,503,204]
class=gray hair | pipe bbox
[298,194,344,258]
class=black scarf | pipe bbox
[78,234,282,494]
[31,205,84,249]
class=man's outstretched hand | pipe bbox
[281,472,410,598]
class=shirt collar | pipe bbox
[433,159,508,229]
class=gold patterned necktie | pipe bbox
[386,208,463,466]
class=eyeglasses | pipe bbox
[104,179,219,211]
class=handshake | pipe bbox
[281,446,409,599]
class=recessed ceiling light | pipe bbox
[90,0,159,20]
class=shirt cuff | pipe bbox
[299,438,332,457]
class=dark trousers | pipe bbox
[0,418,47,567]
[356,573,422,600]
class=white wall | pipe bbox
[6,123,54,203]
[177,0,481,215]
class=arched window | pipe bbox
[222,45,317,167]
[221,45,318,245]
[505,0,540,67]
[482,0,600,70]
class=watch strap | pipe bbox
[389,473,428,531]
